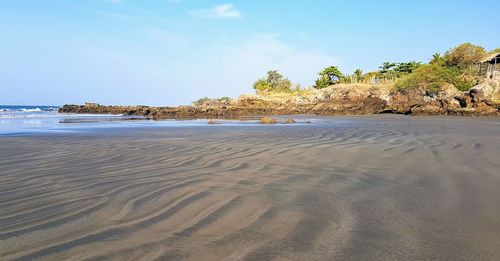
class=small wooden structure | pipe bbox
[477,52,500,79]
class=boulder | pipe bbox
[439,83,462,98]
[260,117,277,124]
[470,79,500,109]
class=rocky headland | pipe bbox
[59,79,500,119]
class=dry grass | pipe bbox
[331,83,395,92]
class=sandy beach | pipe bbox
[1,116,500,260]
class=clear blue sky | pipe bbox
[1,0,499,106]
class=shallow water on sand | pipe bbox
[0,111,317,135]
[0,116,499,260]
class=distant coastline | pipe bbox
[61,43,500,119]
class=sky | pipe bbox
[1,0,499,106]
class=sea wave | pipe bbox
[0,112,125,119]
[0,106,59,112]
[20,108,42,112]
[0,106,61,118]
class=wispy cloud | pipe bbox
[192,4,241,19]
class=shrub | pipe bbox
[192,96,232,106]
[192,97,211,106]
[218,97,232,103]
[340,74,352,84]
[253,79,271,92]
[451,76,478,92]
[395,64,477,94]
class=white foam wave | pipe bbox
[0,112,125,119]
[20,108,42,112]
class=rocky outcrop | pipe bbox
[59,102,157,116]
[384,80,500,116]
[59,80,500,119]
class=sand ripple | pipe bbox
[1,116,500,260]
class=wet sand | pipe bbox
[1,116,500,260]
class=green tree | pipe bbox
[314,66,343,89]
[266,70,283,88]
[430,53,444,65]
[395,61,421,74]
[379,61,420,77]
[379,62,397,74]
[443,43,486,68]
[253,70,292,92]
[354,68,363,82]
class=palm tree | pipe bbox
[354,68,363,83]
[430,53,443,65]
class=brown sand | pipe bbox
[1,116,500,260]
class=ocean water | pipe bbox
[0,105,137,135]
[0,105,60,117]
[0,105,204,135]
[0,105,313,135]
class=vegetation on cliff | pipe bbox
[395,64,475,93]
[248,43,498,98]
[62,43,500,119]
[394,43,489,93]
